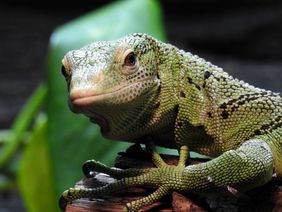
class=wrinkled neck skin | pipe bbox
[95,84,163,141]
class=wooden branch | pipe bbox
[62,144,282,211]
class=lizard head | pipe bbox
[61,34,161,139]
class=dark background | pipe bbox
[0,0,281,210]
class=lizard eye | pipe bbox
[124,52,136,67]
[121,49,139,75]
[123,49,138,67]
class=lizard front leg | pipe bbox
[82,141,168,179]
[179,139,274,192]
[60,139,273,211]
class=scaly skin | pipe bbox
[60,33,282,211]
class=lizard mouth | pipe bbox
[70,76,157,107]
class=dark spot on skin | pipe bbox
[174,105,179,116]
[222,92,270,114]
[227,99,237,106]
[237,101,245,106]
[180,90,186,98]
[261,115,282,133]
[204,71,211,79]
[156,72,160,79]
[207,112,213,118]
[261,123,273,131]
[221,111,229,119]
[187,77,201,90]
[177,122,183,127]
[273,121,282,131]
[213,76,220,81]
[188,77,193,84]
[247,96,260,102]
[252,115,282,137]
[254,129,261,135]
[219,103,227,109]
[195,84,201,90]
[229,94,269,114]
[154,102,160,109]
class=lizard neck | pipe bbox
[157,43,215,127]
[99,83,161,141]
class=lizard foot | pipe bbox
[60,144,189,211]
[61,163,186,211]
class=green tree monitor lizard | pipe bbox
[60,33,282,211]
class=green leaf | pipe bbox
[18,114,57,212]
[0,84,47,169]
[47,0,166,204]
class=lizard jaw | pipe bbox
[70,76,158,107]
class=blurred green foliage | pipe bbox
[0,0,166,211]
[18,113,57,212]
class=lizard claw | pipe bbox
[82,160,97,178]
[58,194,68,211]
